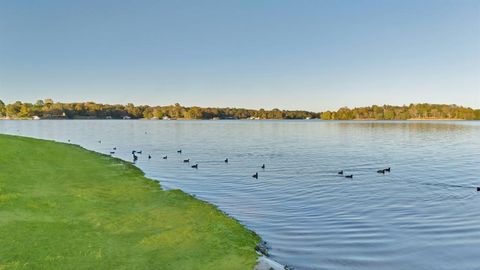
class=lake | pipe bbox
[1,120,479,270]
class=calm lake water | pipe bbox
[1,120,480,270]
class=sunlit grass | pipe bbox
[0,134,259,270]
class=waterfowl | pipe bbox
[148,155,152,159]
[137,151,142,154]
[377,169,385,174]
[110,151,115,155]
[225,158,229,163]
[133,154,138,162]
[163,156,167,159]
[183,159,190,163]
[252,172,259,179]
[477,187,480,192]
[132,150,136,155]
[261,164,265,169]
[385,167,391,172]
[98,140,102,144]
[113,147,117,150]
[191,164,198,169]
[67,139,70,142]
[338,170,343,175]
[177,150,182,154]
[345,175,353,178]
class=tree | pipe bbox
[172,103,184,119]
[18,103,32,118]
[142,107,154,119]
[321,111,332,120]
[125,103,141,118]
[6,101,22,117]
[0,100,5,117]
[35,100,45,107]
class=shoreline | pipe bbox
[0,134,276,269]
[1,118,476,121]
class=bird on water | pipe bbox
[184,159,190,163]
[163,156,167,159]
[177,150,182,154]
[191,164,198,169]
[148,155,152,159]
[377,169,386,174]
[252,172,259,179]
[338,170,343,175]
[345,175,353,178]
[261,164,265,169]
[225,158,229,163]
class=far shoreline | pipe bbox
[0,117,477,121]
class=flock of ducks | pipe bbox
[112,139,393,180]
[132,149,266,178]
[103,140,267,178]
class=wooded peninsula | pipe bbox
[1,99,479,120]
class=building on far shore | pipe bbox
[32,116,41,120]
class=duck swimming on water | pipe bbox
[163,156,167,159]
[377,169,385,174]
[184,159,190,163]
[385,167,391,172]
[252,172,259,179]
[338,170,343,175]
[148,155,152,159]
[177,150,182,154]
[261,164,265,169]
[191,164,198,169]
[225,158,229,163]
[345,175,353,178]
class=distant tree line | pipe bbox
[0,99,479,120]
[0,99,317,120]
[320,104,480,120]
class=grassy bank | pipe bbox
[0,135,259,270]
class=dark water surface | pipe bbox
[2,120,480,270]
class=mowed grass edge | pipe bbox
[0,134,260,270]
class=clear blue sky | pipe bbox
[0,0,479,111]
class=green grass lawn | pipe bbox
[0,134,259,270]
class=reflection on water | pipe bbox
[1,120,480,270]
